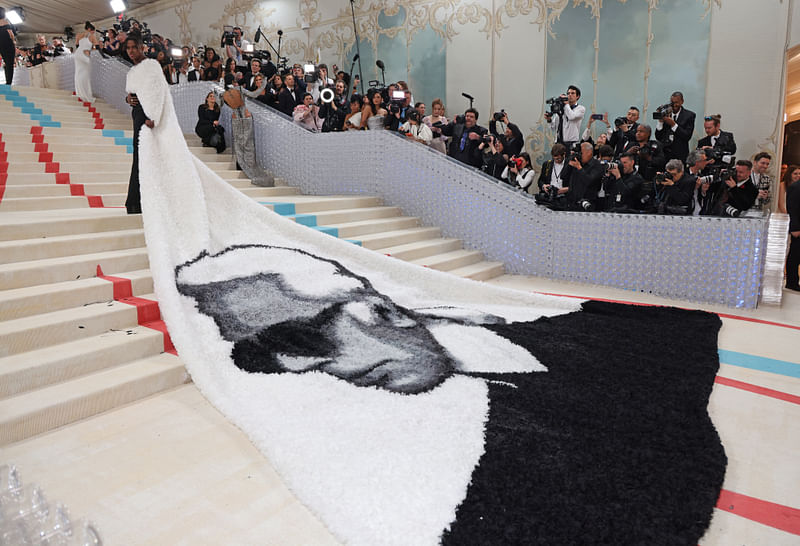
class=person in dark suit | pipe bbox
[124,35,152,215]
[441,108,487,168]
[609,106,640,158]
[277,74,302,116]
[785,165,800,291]
[561,142,604,210]
[654,92,696,163]
[537,143,568,195]
[697,114,736,155]
[187,57,203,82]
[623,124,666,182]
[241,58,263,90]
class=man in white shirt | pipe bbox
[545,85,585,152]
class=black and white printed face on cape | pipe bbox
[174,244,727,545]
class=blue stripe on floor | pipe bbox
[258,205,360,245]
[312,225,338,237]
[288,214,317,227]
[346,239,362,246]
[718,349,800,379]
[95,130,133,154]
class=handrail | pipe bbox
[69,56,773,308]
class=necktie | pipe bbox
[460,131,468,152]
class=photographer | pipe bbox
[544,85,585,151]
[701,160,757,217]
[654,159,695,214]
[103,29,121,56]
[697,114,736,155]
[538,143,568,196]
[319,80,349,132]
[686,149,711,215]
[606,153,644,212]
[479,135,506,180]
[441,108,487,168]
[399,110,433,145]
[50,37,66,57]
[608,107,639,157]
[30,35,49,66]
[594,144,615,211]
[385,89,413,131]
[306,63,334,103]
[489,111,524,158]
[293,92,323,132]
[501,153,535,191]
[654,91,696,162]
[222,26,248,69]
[562,142,604,211]
[623,124,666,182]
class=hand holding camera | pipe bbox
[568,152,581,169]
[608,162,620,179]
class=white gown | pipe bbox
[74,36,94,103]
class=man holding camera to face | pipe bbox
[479,135,507,180]
[544,85,585,152]
[606,153,644,211]
[561,142,604,211]
[623,124,666,182]
[441,108,487,168]
[654,91,696,163]
[489,111,524,158]
[654,159,696,214]
[608,106,640,157]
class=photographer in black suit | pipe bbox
[623,124,666,182]
[441,108,487,168]
[654,91,696,163]
[606,153,644,211]
[608,106,640,157]
[697,114,736,155]
[655,159,695,214]
[562,142,604,211]
[538,143,568,195]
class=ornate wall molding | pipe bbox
[174,0,193,46]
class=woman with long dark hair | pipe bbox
[195,91,226,153]
[202,47,220,81]
[360,88,387,130]
[74,21,100,103]
[0,8,17,85]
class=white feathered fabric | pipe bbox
[128,57,582,545]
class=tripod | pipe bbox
[349,0,365,95]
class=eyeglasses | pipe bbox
[704,116,715,121]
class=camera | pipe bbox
[481,134,493,145]
[508,156,525,170]
[493,109,506,122]
[652,103,671,120]
[654,172,667,184]
[303,63,318,83]
[723,205,742,218]
[614,117,628,127]
[577,199,594,211]
[601,159,621,173]
[546,95,568,115]
[455,114,466,124]
[222,25,235,46]
[567,151,580,164]
[705,148,734,165]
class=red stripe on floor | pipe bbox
[716,489,800,535]
[715,376,800,406]
[87,195,104,207]
[0,133,4,204]
[534,291,800,331]
[96,266,176,355]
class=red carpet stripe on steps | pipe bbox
[78,98,105,129]
[32,127,105,207]
[96,266,176,354]
[716,489,800,536]
[0,132,5,204]
[714,376,800,406]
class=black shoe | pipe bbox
[786,284,800,292]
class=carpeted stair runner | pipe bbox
[0,85,507,446]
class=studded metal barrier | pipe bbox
[78,56,771,308]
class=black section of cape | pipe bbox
[442,301,727,546]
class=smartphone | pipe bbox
[590,114,604,120]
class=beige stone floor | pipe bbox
[2,275,799,545]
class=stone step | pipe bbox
[0,247,149,290]
[0,352,187,446]
[0,228,145,265]
[237,186,301,198]
[328,216,420,238]
[0,326,164,398]
[448,261,505,281]
[0,269,153,320]
[409,249,485,272]
[356,226,442,250]
[0,299,139,357]
[263,195,383,214]
[0,213,141,241]
[375,237,463,261]
[0,195,92,212]
[309,206,405,225]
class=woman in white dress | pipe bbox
[74,21,99,103]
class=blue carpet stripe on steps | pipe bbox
[718,349,800,379]
[259,203,361,246]
[101,129,134,154]
[0,85,61,127]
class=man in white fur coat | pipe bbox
[124,34,156,215]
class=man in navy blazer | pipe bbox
[654,91,696,163]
